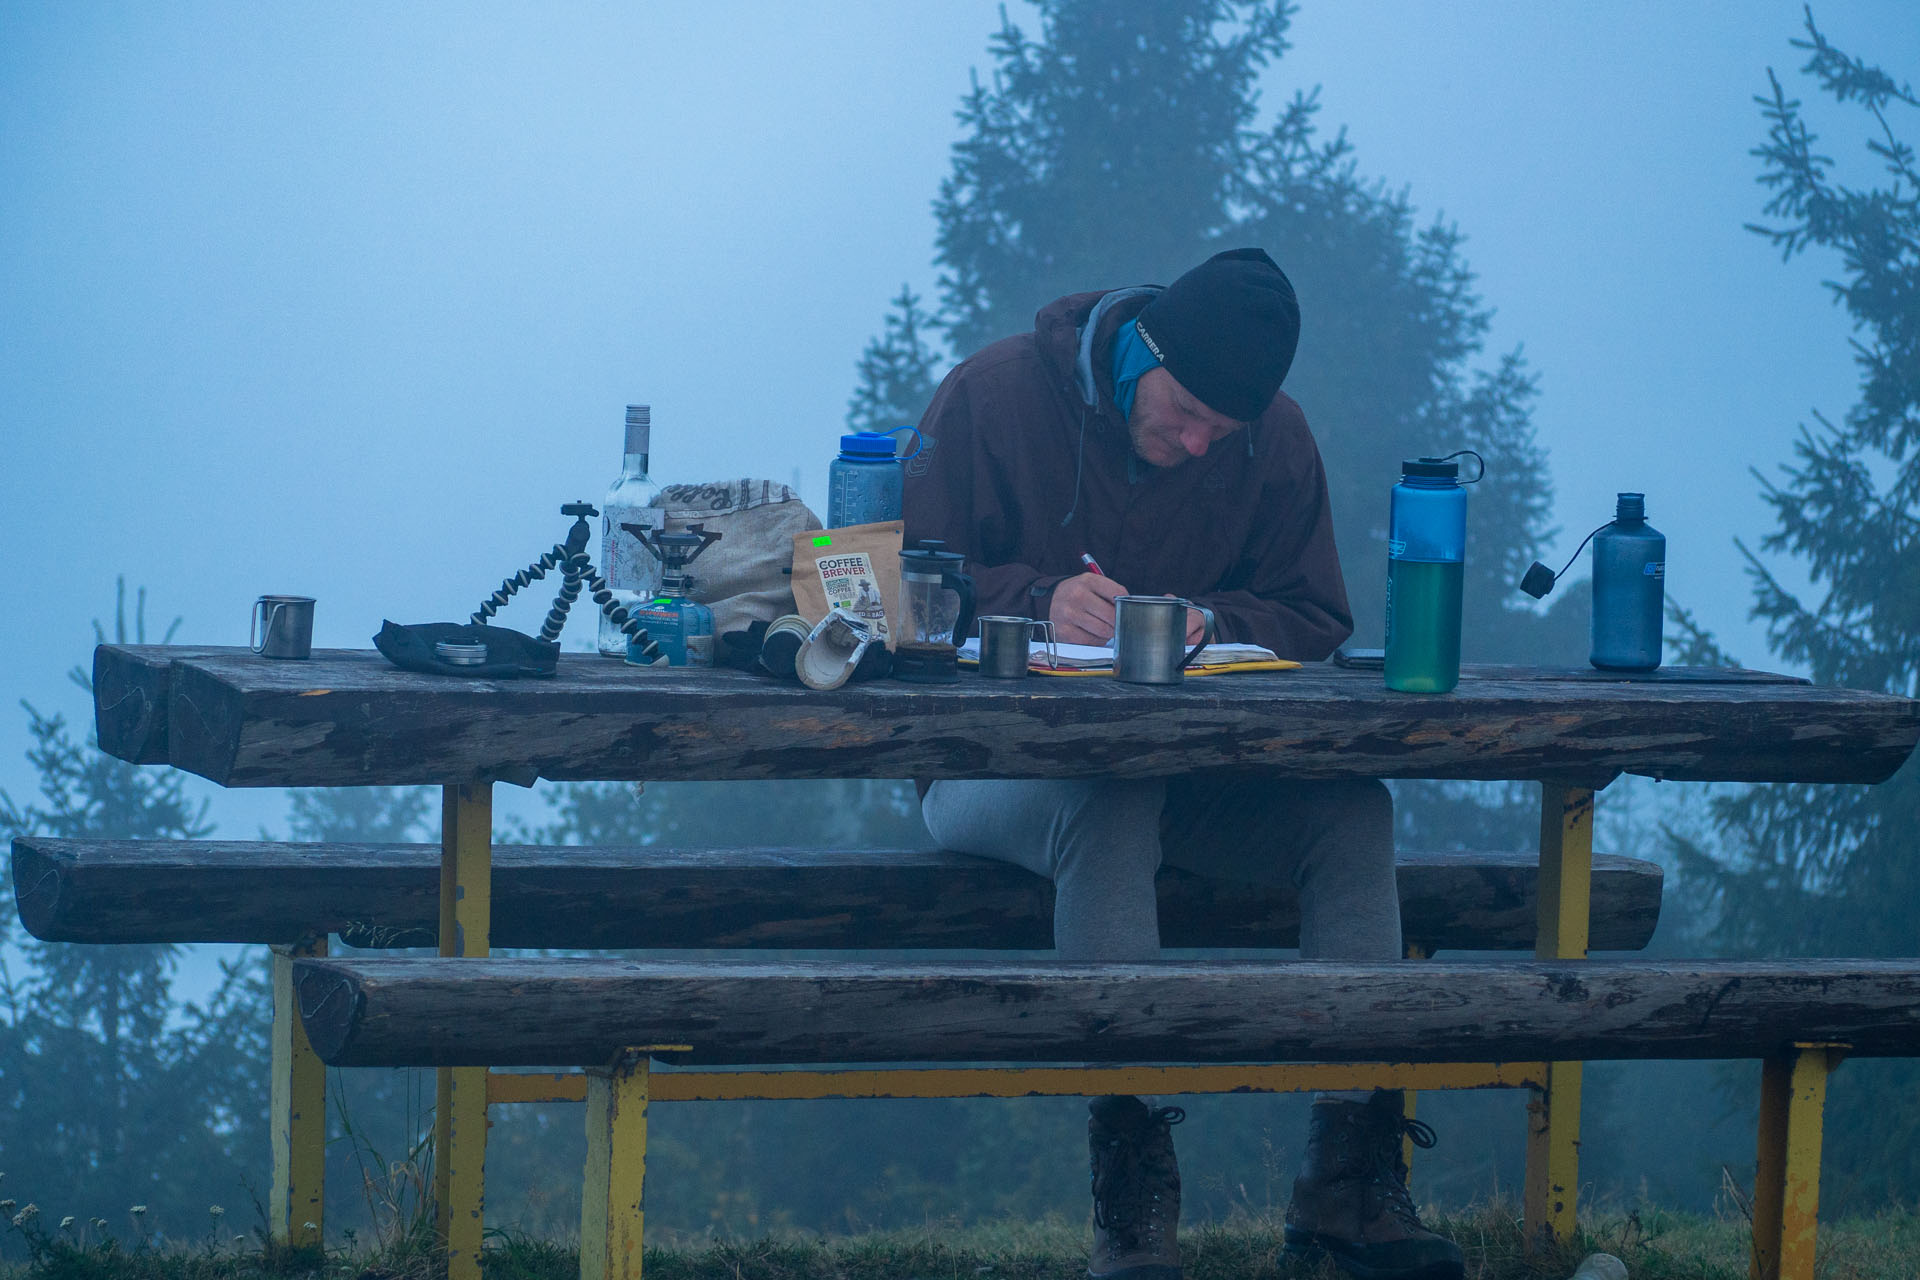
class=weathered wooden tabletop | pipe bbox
[92,644,1920,789]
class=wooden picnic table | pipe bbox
[87,644,1920,1280]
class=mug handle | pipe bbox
[1180,605,1216,669]
[250,598,281,654]
[1029,619,1057,669]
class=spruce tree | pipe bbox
[845,286,943,435]
[0,583,267,1235]
[1673,13,1920,1210]
[935,1,1291,356]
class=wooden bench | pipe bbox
[297,955,1920,1068]
[290,952,1920,1280]
[11,838,1664,953]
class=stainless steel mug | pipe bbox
[1113,595,1214,685]
[976,615,1056,679]
[250,595,315,660]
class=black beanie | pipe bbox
[1134,247,1300,423]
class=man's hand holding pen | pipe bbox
[1049,572,1130,645]
[1052,553,1210,646]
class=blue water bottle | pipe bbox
[1590,492,1665,671]
[1385,454,1476,694]
[827,426,920,528]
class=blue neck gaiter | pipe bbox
[1109,319,1162,421]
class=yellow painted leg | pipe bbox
[1524,1060,1583,1240]
[1524,783,1592,1245]
[1403,942,1430,1174]
[1751,1044,1843,1280]
[270,937,327,1247]
[583,1050,652,1280]
[434,783,492,1280]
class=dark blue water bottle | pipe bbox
[827,426,920,528]
[1590,492,1665,671]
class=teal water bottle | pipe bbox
[1384,455,1474,693]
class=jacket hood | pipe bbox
[1033,287,1162,419]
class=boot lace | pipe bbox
[1368,1113,1438,1228]
[1091,1106,1185,1247]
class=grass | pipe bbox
[9,1202,1920,1280]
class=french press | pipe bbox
[896,540,976,683]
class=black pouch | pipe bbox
[374,621,559,679]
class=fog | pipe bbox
[3,3,1914,813]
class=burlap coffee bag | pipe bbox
[640,480,821,635]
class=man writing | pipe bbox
[904,249,1464,1280]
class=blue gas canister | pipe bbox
[1384,455,1471,693]
[1590,492,1665,671]
[827,426,921,528]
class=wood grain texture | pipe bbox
[7,839,1663,952]
[91,645,228,766]
[293,955,1920,1068]
[92,646,1919,789]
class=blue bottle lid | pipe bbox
[839,431,901,459]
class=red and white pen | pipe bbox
[1079,552,1106,576]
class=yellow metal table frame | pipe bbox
[266,779,1839,1280]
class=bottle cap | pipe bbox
[1401,456,1460,479]
[1519,562,1556,600]
[625,404,651,456]
[1615,492,1646,521]
[839,431,900,459]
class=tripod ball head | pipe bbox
[560,501,599,555]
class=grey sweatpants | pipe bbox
[921,776,1402,963]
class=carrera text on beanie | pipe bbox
[1134,247,1300,423]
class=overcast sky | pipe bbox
[4,2,1917,829]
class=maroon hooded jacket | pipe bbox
[903,287,1354,660]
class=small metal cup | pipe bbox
[1113,595,1214,685]
[976,615,1056,679]
[250,595,315,660]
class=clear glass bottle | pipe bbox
[598,404,663,656]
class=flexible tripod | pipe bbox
[472,501,663,663]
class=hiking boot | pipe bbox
[1087,1094,1185,1280]
[1283,1091,1465,1280]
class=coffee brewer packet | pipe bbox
[792,520,903,649]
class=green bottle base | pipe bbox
[1384,559,1462,694]
[1385,671,1460,693]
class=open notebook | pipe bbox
[956,638,1300,675]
